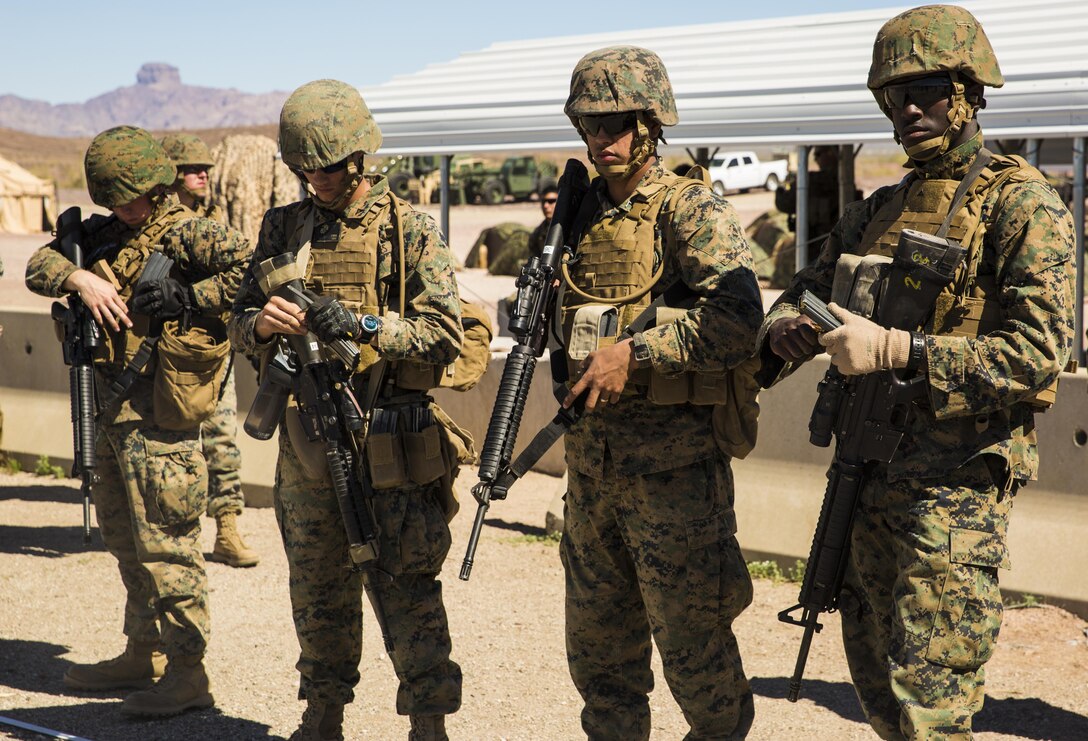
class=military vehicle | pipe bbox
[367,154,440,203]
[448,155,558,205]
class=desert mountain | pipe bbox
[0,63,287,137]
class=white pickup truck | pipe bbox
[706,151,788,195]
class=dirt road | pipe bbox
[0,469,1085,741]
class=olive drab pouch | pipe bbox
[566,304,619,381]
[440,299,493,392]
[403,406,447,486]
[433,402,476,522]
[831,253,892,319]
[152,320,232,431]
[366,407,409,489]
[711,354,762,460]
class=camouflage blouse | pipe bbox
[764,134,1076,482]
[228,176,462,367]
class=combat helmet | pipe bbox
[279,79,381,171]
[84,126,176,208]
[564,46,678,179]
[868,5,1003,161]
[160,133,214,168]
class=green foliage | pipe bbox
[35,454,66,479]
[747,559,807,585]
[1,453,22,474]
[1006,593,1044,609]
[507,532,562,545]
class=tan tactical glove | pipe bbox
[819,303,911,376]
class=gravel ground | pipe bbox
[0,470,1086,741]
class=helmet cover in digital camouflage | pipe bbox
[278,79,382,171]
[564,46,678,127]
[84,126,177,208]
[868,5,1003,161]
[160,133,214,168]
[868,4,1004,91]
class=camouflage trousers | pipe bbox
[201,361,245,518]
[561,450,754,741]
[272,434,462,714]
[96,419,211,658]
[841,455,1014,741]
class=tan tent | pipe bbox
[0,155,57,233]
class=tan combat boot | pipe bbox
[409,715,448,741]
[63,639,165,690]
[120,654,214,717]
[289,701,345,741]
[210,510,260,567]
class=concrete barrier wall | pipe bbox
[2,307,1086,615]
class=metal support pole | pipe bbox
[795,144,810,273]
[1074,138,1086,367]
[1025,139,1041,168]
[837,143,856,219]
[440,154,452,243]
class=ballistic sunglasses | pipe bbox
[881,78,953,110]
[299,157,350,175]
[577,113,638,137]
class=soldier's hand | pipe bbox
[820,303,911,376]
[131,277,191,319]
[61,268,132,332]
[563,339,636,412]
[768,315,821,361]
[255,295,308,341]
[306,296,361,344]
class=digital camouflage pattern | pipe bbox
[526,217,550,262]
[229,177,462,364]
[562,163,762,738]
[279,80,382,171]
[228,175,463,716]
[868,5,1004,90]
[95,408,210,658]
[563,454,754,739]
[85,126,177,208]
[27,194,251,425]
[25,190,249,663]
[766,133,1075,482]
[202,363,245,518]
[160,133,215,168]
[564,46,679,126]
[841,457,1010,739]
[273,436,462,712]
[189,197,227,226]
[764,131,1073,735]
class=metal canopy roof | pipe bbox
[361,0,1088,155]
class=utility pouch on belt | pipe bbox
[566,305,618,381]
[152,319,231,431]
[367,407,409,489]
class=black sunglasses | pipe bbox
[542,197,558,204]
[300,157,350,175]
[178,165,210,175]
[577,113,638,137]
[881,79,953,110]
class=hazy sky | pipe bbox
[1,0,903,104]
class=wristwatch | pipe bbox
[630,332,653,368]
[355,314,382,346]
[904,331,926,372]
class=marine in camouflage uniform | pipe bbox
[228,80,462,741]
[763,7,1075,739]
[161,132,258,568]
[558,47,763,740]
[25,126,250,716]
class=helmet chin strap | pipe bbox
[586,115,658,180]
[902,73,975,162]
[310,156,366,212]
